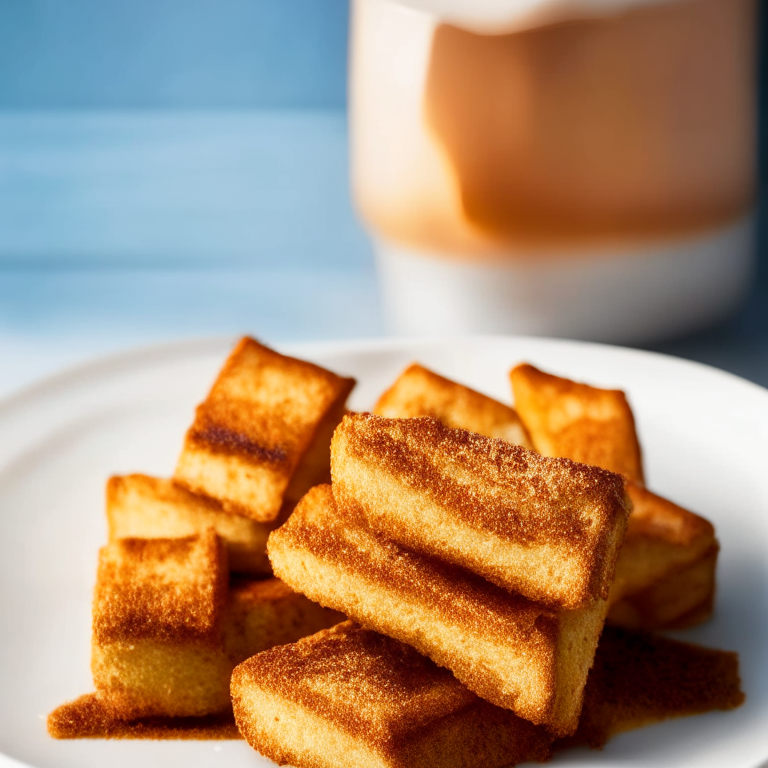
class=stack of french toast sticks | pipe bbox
[49,337,744,765]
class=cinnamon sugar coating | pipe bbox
[91,531,232,719]
[231,622,743,767]
[374,363,531,448]
[269,485,606,734]
[560,626,744,749]
[93,530,228,648]
[331,413,630,609]
[510,363,644,484]
[47,693,240,739]
[231,621,553,768]
[175,337,354,522]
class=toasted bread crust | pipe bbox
[332,413,630,609]
[375,363,531,448]
[93,531,228,647]
[175,337,354,522]
[511,363,644,484]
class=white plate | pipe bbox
[1,336,767,768]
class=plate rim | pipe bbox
[1,334,766,420]
[1,334,766,768]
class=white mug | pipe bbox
[349,0,757,342]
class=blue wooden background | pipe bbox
[0,0,765,393]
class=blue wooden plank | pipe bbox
[0,0,348,109]
[0,110,371,270]
[0,267,383,339]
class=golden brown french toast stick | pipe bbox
[175,337,354,522]
[375,365,715,627]
[51,574,341,738]
[91,531,231,719]
[608,482,718,630]
[269,485,606,735]
[508,367,717,626]
[510,363,644,484]
[106,474,276,575]
[88,529,340,723]
[331,413,631,609]
[231,621,553,768]
[223,576,344,664]
[374,363,531,447]
[608,544,718,631]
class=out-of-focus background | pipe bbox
[0,0,766,396]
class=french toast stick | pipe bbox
[608,543,718,630]
[88,531,340,722]
[231,621,553,768]
[608,482,718,629]
[510,364,717,628]
[269,485,606,735]
[106,474,277,575]
[372,365,715,617]
[50,572,340,738]
[510,363,644,484]
[611,483,717,604]
[373,364,716,628]
[331,413,631,609]
[91,530,231,719]
[175,337,354,522]
[231,622,743,767]
[373,366,714,615]
[374,363,531,447]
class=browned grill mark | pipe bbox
[190,424,288,464]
